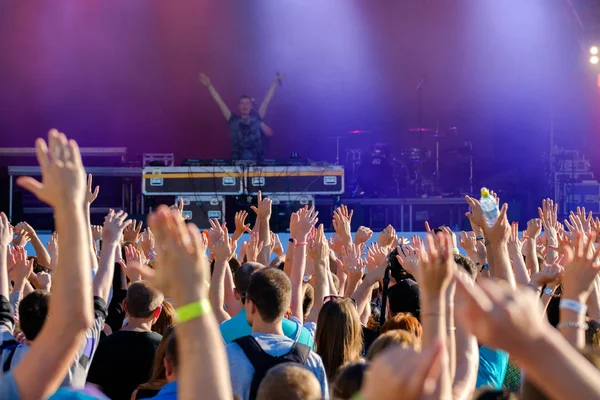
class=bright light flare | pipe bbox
[591,55,599,65]
[591,46,599,55]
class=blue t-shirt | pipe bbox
[220,309,314,348]
[149,381,177,400]
[476,346,509,389]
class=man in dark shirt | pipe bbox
[199,72,283,161]
[87,281,164,400]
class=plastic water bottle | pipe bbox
[480,187,499,226]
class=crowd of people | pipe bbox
[1,129,600,399]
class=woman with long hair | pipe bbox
[314,297,363,381]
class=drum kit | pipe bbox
[328,126,474,197]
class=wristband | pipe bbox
[294,242,308,247]
[559,299,587,314]
[527,284,541,293]
[557,321,588,330]
[480,263,489,272]
[476,236,484,241]
[453,248,460,255]
[176,299,212,324]
[351,394,364,400]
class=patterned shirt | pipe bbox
[228,110,264,160]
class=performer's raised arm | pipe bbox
[258,73,284,119]
[199,73,232,120]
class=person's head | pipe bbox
[587,319,600,349]
[454,254,477,281]
[314,297,363,380]
[163,328,178,382]
[380,312,422,338]
[302,282,314,322]
[387,278,420,319]
[331,361,368,400]
[239,95,253,117]
[245,268,291,327]
[152,300,176,336]
[256,363,321,400]
[366,330,421,361]
[19,290,50,341]
[138,326,173,392]
[388,248,416,282]
[234,262,265,305]
[124,281,164,324]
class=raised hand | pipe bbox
[507,222,523,255]
[123,219,143,243]
[47,232,58,262]
[170,198,190,221]
[561,232,600,303]
[250,191,272,221]
[12,230,30,248]
[233,210,251,241]
[418,233,455,295]
[0,213,12,248]
[366,243,388,273]
[85,174,100,206]
[439,226,458,250]
[464,196,486,235]
[148,206,210,303]
[576,207,593,233]
[245,232,263,263]
[91,225,103,241]
[341,243,364,285]
[538,198,560,236]
[290,206,318,241]
[328,233,344,256]
[9,247,33,284]
[17,130,86,209]
[102,210,132,243]
[526,218,543,239]
[332,205,352,243]
[210,220,234,263]
[199,73,211,87]
[140,228,155,256]
[121,245,145,282]
[307,224,328,263]
[377,225,396,249]
[530,264,564,288]
[354,226,373,245]
[271,232,284,257]
[396,245,421,281]
[33,271,52,291]
[458,231,476,255]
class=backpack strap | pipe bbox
[233,336,311,400]
[0,339,20,373]
[292,320,303,342]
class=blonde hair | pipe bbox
[366,330,421,361]
[256,363,321,400]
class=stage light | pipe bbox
[591,55,599,65]
[591,46,599,55]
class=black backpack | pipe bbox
[233,335,311,400]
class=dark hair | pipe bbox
[246,268,291,323]
[331,361,368,400]
[234,262,265,304]
[165,328,178,371]
[19,290,50,341]
[239,95,253,102]
[454,254,477,280]
[302,283,314,321]
[126,281,164,318]
[210,257,241,277]
[587,320,600,349]
[387,279,420,319]
[387,248,415,282]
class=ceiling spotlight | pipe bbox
[591,46,599,55]
[591,55,599,65]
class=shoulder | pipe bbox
[0,371,20,399]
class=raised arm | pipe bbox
[84,174,100,274]
[251,191,273,267]
[149,206,232,400]
[0,214,12,300]
[306,225,330,324]
[199,73,232,121]
[15,222,51,269]
[95,210,131,303]
[258,74,284,119]
[208,219,233,324]
[289,207,318,323]
[15,130,94,400]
